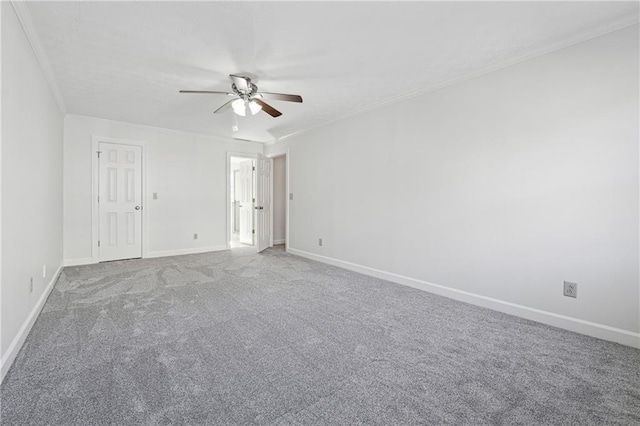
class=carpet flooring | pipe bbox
[1,246,639,425]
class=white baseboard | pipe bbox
[64,257,94,267]
[65,246,230,266]
[1,264,63,383]
[273,239,286,245]
[288,248,640,349]
[146,245,229,259]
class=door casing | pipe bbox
[266,149,290,252]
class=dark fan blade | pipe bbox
[254,99,282,118]
[179,90,234,95]
[214,99,236,114]
[230,75,250,92]
[257,92,303,103]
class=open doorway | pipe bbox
[229,155,255,248]
[270,154,287,250]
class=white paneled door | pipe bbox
[98,142,143,261]
[256,153,271,253]
[238,159,254,245]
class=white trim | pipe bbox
[68,114,264,146]
[10,1,67,114]
[0,2,3,383]
[226,152,258,249]
[0,265,63,382]
[266,149,290,252]
[269,157,274,248]
[273,239,286,245]
[146,245,228,259]
[269,19,640,145]
[63,258,94,267]
[288,248,640,349]
[91,136,148,263]
[285,153,289,252]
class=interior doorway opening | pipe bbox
[271,154,287,249]
[229,156,255,248]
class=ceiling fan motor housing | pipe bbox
[232,81,259,101]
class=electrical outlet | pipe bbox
[29,277,33,293]
[318,238,323,246]
[289,193,294,200]
[193,233,198,240]
[42,264,46,278]
[563,281,577,298]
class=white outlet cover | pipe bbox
[563,281,577,298]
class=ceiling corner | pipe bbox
[11,0,68,115]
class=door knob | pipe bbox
[135,206,141,210]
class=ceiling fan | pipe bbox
[180,75,303,118]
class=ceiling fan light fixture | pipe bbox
[248,100,262,115]
[231,99,246,116]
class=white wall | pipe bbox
[1,3,64,375]
[273,156,286,244]
[63,115,263,263]
[268,26,639,344]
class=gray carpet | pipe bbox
[1,246,639,425]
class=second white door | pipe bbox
[255,153,271,253]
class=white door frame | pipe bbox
[91,135,148,264]
[266,148,290,252]
[226,152,257,249]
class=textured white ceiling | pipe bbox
[27,1,638,143]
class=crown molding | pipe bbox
[11,1,67,114]
[65,113,265,146]
[272,17,639,145]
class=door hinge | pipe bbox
[98,240,101,247]
[252,229,255,234]
[252,166,255,171]
[97,196,100,203]
[97,151,101,158]
[252,198,255,202]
